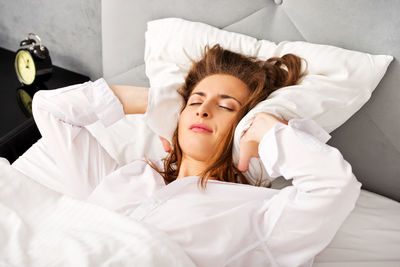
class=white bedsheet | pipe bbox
[313,189,400,266]
[11,140,400,266]
[0,157,195,267]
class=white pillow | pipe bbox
[140,18,393,185]
[96,17,392,186]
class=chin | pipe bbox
[180,140,214,162]
[185,144,213,161]
[178,127,216,161]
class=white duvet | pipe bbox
[5,142,400,266]
[0,158,195,267]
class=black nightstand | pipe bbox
[0,47,90,163]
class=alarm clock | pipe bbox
[14,33,52,85]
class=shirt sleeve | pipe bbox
[258,118,362,267]
[31,78,125,199]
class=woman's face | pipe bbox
[178,74,250,162]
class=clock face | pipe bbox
[15,50,36,85]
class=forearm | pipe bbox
[258,119,361,265]
[32,79,124,127]
[259,120,359,188]
[251,113,288,142]
[109,85,149,114]
[32,79,122,198]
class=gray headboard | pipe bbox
[101,0,400,201]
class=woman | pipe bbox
[32,44,361,267]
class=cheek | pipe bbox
[178,109,189,134]
[177,110,191,146]
[218,114,237,133]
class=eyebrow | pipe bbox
[191,91,243,105]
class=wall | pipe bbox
[0,0,101,80]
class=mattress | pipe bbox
[11,139,400,266]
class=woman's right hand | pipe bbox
[237,113,288,172]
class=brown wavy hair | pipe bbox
[149,44,306,191]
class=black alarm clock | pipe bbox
[14,33,52,85]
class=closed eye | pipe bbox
[189,102,234,111]
[220,106,234,111]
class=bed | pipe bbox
[2,0,400,266]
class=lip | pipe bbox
[189,123,213,133]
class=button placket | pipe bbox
[129,177,196,221]
[129,197,163,221]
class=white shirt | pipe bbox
[31,78,362,267]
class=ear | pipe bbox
[158,136,172,153]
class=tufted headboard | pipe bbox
[101,0,400,201]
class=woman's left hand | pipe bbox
[237,113,288,172]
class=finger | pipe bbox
[237,140,259,172]
[158,136,171,153]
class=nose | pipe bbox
[196,103,211,118]
[196,111,209,118]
